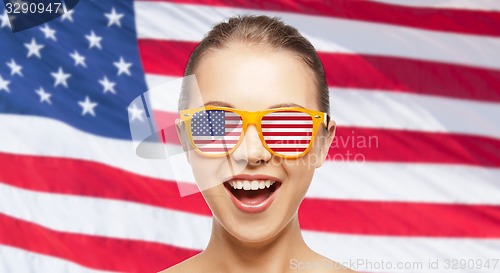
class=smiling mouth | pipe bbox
[223,179,282,213]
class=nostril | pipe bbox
[250,159,268,166]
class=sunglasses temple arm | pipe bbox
[324,114,330,128]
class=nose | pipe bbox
[231,125,272,165]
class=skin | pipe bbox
[160,43,353,273]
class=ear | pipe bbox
[175,118,191,164]
[314,120,336,169]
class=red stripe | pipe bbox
[151,110,175,132]
[138,39,500,102]
[1,153,499,237]
[261,124,312,128]
[198,148,233,152]
[139,39,189,76]
[145,109,500,168]
[0,152,212,216]
[152,106,500,168]
[138,0,500,37]
[0,213,198,273]
[259,131,311,136]
[148,113,500,167]
[155,118,500,167]
[299,199,500,238]
[263,116,312,121]
[194,140,239,144]
[199,147,233,154]
[222,131,243,136]
[265,139,310,144]
[330,127,500,167]
[195,141,308,153]
[269,147,307,152]
[320,52,500,103]
[150,110,500,168]
[150,110,242,133]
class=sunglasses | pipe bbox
[178,106,331,159]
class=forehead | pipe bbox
[189,44,318,111]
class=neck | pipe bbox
[202,214,311,273]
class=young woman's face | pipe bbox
[180,44,334,243]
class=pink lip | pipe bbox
[223,174,282,213]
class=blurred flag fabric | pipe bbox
[1,0,500,273]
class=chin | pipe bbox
[213,199,298,246]
[224,218,288,244]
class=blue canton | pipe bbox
[0,0,148,140]
[191,110,225,136]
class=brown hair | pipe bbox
[178,15,330,116]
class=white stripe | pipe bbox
[225,120,242,124]
[333,87,500,139]
[146,75,500,139]
[369,0,500,12]
[266,144,309,148]
[261,128,313,132]
[261,121,313,124]
[194,144,234,149]
[276,151,305,156]
[135,1,500,70]
[313,162,500,205]
[0,114,175,181]
[303,231,500,273]
[1,114,499,204]
[1,183,499,273]
[264,112,311,117]
[193,136,240,141]
[144,74,173,88]
[0,182,211,250]
[164,146,500,204]
[163,149,500,204]
[147,76,183,114]
[225,128,242,132]
[194,140,311,148]
[0,245,118,273]
[261,136,312,140]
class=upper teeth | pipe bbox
[228,180,275,190]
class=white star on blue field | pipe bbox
[0,0,148,140]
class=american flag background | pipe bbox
[1,0,500,273]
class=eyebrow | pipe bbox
[203,101,234,108]
[202,101,305,109]
[267,103,305,109]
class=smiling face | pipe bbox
[178,43,334,243]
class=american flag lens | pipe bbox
[261,111,313,157]
[190,109,314,157]
[191,110,243,155]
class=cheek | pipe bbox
[188,152,228,192]
[282,156,316,200]
[284,148,320,177]
[188,153,260,193]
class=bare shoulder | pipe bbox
[311,259,358,273]
[305,252,358,273]
[327,261,358,273]
[157,253,203,273]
